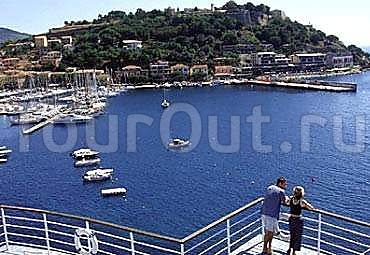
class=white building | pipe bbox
[251,52,277,66]
[122,40,143,50]
[291,53,326,67]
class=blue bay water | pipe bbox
[0,72,370,237]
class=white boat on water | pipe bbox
[0,149,12,156]
[74,158,101,167]
[71,148,99,159]
[101,187,127,196]
[0,158,7,164]
[161,99,170,108]
[168,138,190,149]
[83,168,113,182]
[161,89,170,108]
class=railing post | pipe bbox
[129,232,135,255]
[85,221,91,251]
[43,213,51,255]
[180,243,185,255]
[227,219,231,254]
[1,208,9,251]
[317,213,321,255]
[261,201,264,239]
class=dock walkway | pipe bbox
[22,114,61,135]
[247,80,356,92]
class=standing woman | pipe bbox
[287,186,315,255]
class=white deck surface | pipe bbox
[0,246,71,255]
[231,235,319,255]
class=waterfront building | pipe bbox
[251,52,277,67]
[291,53,326,69]
[214,65,233,78]
[190,64,208,76]
[171,64,189,76]
[274,54,292,67]
[122,65,142,77]
[150,61,171,80]
[122,40,143,50]
[326,53,354,69]
[34,36,48,48]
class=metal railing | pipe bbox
[0,198,369,254]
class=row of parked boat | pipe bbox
[0,146,12,164]
[71,148,127,196]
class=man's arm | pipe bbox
[281,192,289,205]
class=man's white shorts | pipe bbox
[261,215,280,235]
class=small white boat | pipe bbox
[84,168,114,176]
[71,148,99,159]
[0,158,7,164]
[0,147,12,157]
[161,89,170,108]
[101,188,127,197]
[168,138,190,149]
[161,99,170,108]
[83,171,112,182]
[74,158,101,167]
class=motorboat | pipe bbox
[71,148,99,159]
[84,168,114,176]
[168,138,190,149]
[161,99,170,108]
[0,158,7,164]
[83,168,113,182]
[74,158,101,167]
[0,150,12,157]
[101,187,127,197]
[161,89,170,108]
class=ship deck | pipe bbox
[231,235,320,255]
[0,245,69,255]
[1,235,321,255]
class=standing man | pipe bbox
[261,177,289,255]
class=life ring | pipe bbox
[74,228,99,255]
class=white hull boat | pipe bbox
[83,172,112,182]
[101,188,127,196]
[74,158,101,167]
[168,139,190,149]
[161,99,170,108]
[71,148,99,159]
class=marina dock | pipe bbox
[247,79,356,92]
[22,114,61,135]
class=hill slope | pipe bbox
[0,27,30,44]
[59,1,369,69]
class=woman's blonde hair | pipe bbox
[293,186,305,200]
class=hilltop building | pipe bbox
[34,36,48,48]
[122,40,143,50]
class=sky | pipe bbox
[0,0,369,47]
